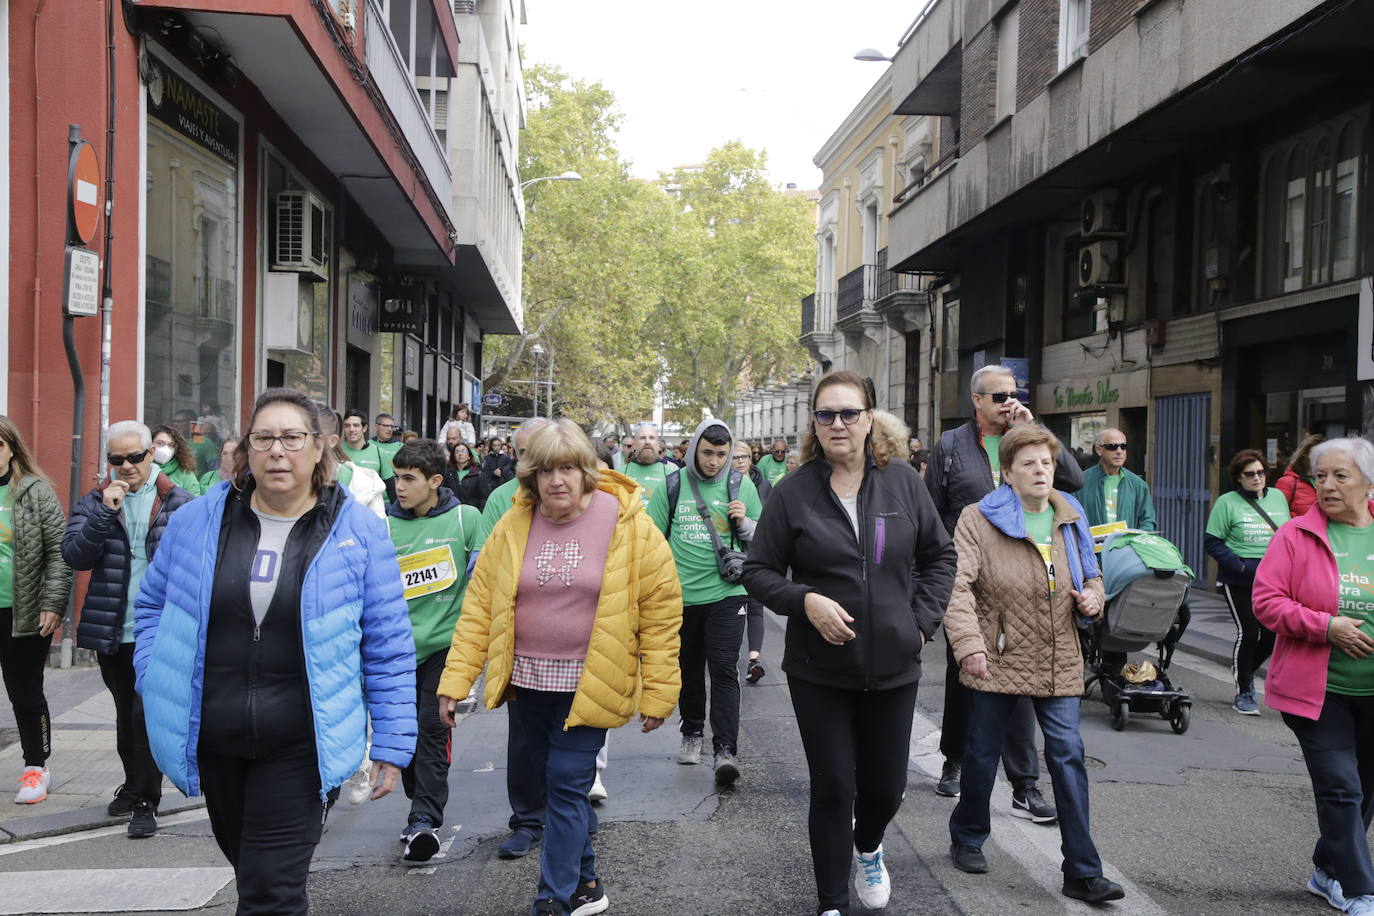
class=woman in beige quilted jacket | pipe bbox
[943,425,1124,905]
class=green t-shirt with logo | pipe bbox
[1327,521,1374,695]
[375,439,403,469]
[0,484,12,607]
[342,441,394,481]
[667,473,763,606]
[389,502,482,661]
[757,454,789,486]
[1102,474,1122,524]
[1024,505,1056,593]
[624,460,676,509]
[1204,490,1290,558]
[1327,522,1374,694]
[983,434,1003,487]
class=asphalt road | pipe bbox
[0,607,1345,916]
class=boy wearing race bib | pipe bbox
[388,439,481,865]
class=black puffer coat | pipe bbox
[63,474,194,654]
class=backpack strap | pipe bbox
[665,467,680,537]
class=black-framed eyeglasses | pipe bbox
[107,450,150,467]
[247,431,316,452]
[814,408,866,426]
[1099,443,1128,451]
[978,391,1014,403]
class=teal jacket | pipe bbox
[1080,465,1156,531]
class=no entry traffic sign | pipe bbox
[68,139,101,247]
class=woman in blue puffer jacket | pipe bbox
[134,388,416,915]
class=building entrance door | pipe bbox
[1154,393,1211,585]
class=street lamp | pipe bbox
[520,170,583,192]
[530,342,546,418]
[853,48,893,62]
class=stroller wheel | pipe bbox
[1170,704,1191,735]
[1111,700,1130,731]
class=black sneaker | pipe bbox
[401,815,440,865]
[935,760,961,797]
[1063,875,1125,903]
[498,828,539,859]
[127,800,157,838]
[745,659,765,684]
[1012,786,1058,824]
[107,784,134,817]
[532,899,563,916]
[570,879,609,916]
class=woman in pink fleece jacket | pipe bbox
[1253,437,1374,916]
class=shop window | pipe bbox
[143,59,240,440]
[1258,109,1365,297]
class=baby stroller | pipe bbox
[1082,531,1194,734]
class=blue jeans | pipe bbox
[950,692,1103,879]
[509,688,607,914]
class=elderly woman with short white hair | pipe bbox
[1255,437,1374,915]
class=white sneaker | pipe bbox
[588,772,608,802]
[854,844,891,909]
[15,766,50,804]
[821,911,842,916]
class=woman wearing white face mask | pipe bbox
[150,425,203,496]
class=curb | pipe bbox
[0,796,207,844]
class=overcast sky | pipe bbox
[522,1,919,189]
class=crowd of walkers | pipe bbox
[0,368,1372,916]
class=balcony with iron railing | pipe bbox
[364,0,454,220]
[836,264,878,320]
[875,247,924,299]
[801,293,816,337]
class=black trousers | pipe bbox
[402,651,451,826]
[96,643,162,803]
[939,635,1040,788]
[0,609,53,767]
[199,738,326,916]
[507,699,546,836]
[1222,580,1274,691]
[745,598,767,655]
[679,596,747,754]
[789,676,919,916]
[1284,693,1374,898]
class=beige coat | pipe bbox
[943,490,1105,697]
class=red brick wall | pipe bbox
[962,25,998,140]
[1017,0,1059,110]
[1089,0,1138,54]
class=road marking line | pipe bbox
[0,810,208,857]
[911,707,1168,915]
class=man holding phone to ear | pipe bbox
[925,365,1084,824]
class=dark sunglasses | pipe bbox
[978,391,1015,403]
[814,408,866,426]
[1240,469,1266,479]
[107,450,150,467]
[1099,443,1128,451]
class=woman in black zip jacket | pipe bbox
[742,370,957,916]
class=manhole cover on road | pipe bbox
[1084,755,1106,768]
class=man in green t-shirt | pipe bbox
[342,409,394,501]
[668,419,762,788]
[373,412,403,465]
[622,422,677,510]
[388,439,481,866]
[756,437,790,486]
[1080,429,1157,531]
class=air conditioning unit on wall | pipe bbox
[1079,240,1121,287]
[273,191,328,280]
[263,271,315,356]
[1081,191,1122,237]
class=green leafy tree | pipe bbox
[654,143,813,420]
[483,64,675,427]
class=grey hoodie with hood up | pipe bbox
[684,417,757,543]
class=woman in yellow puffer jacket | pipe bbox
[438,419,682,916]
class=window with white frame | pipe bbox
[996,4,1020,122]
[1057,0,1090,71]
[1258,109,1364,298]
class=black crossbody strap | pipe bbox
[1251,495,1281,532]
[686,473,733,554]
